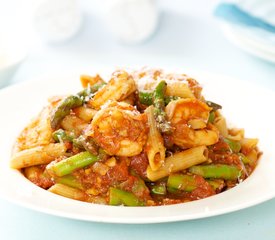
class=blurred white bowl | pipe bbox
[0,36,27,88]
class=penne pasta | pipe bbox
[227,128,244,141]
[145,106,166,171]
[241,138,259,150]
[214,115,228,137]
[73,106,97,122]
[166,82,195,98]
[80,74,104,88]
[61,115,88,136]
[88,70,136,109]
[147,146,208,181]
[10,143,67,169]
[48,183,88,201]
[246,149,259,164]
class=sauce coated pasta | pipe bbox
[11,68,261,206]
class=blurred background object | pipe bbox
[0,30,27,88]
[215,0,275,62]
[31,0,83,43]
[104,0,159,44]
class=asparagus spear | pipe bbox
[52,129,75,142]
[50,95,83,129]
[205,101,222,124]
[189,164,241,180]
[150,183,167,195]
[139,92,153,105]
[55,174,83,189]
[207,179,225,191]
[206,101,222,111]
[77,82,106,100]
[208,111,215,124]
[51,83,105,129]
[72,135,99,155]
[153,81,173,134]
[48,151,99,177]
[238,153,251,164]
[139,92,180,106]
[167,174,197,192]
[109,187,144,206]
[53,130,100,156]
[167,174,225,193]
[224,138,242,153]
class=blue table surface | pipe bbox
[1,0,275,239]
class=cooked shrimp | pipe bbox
[86,101,148,156]
[165,98,219,148]
[13,106,53,154]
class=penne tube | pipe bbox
[73,106,97,122]
[147,146,208,181]
[241,138,259,150]
[48,183,87,201]
[24,166,42,180]
[80,74,104,88]
[227,128,244,141]
[24,166,53,188]
[246,149,259,164]
[166,82,195,98]
[10,143,67,169]
[61,115,88,135]
[214,115,228,137]
[88,70,136,109]
[145,106,166,171]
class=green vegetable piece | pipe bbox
[153,81,173,134]
[139,91,180,106]
[238,153,251,164]
[164,96,180,105]
[206,101,222,111]
[139,92,153,105]
[55,174,83,189]
[189,164,241,180]
[49,151,99,177]
[132,178,149,195]
[78,83,106,99]
[167,187,179,194]
[206,179,224,191]
[52,129,74,142]
[151,183,166,195]
[154,81,166,109]
[51,82,106,129]
[224,138,242,153]
[50,95,83,129]
[167,174,197,192]
[109,188,144,206]
[208,111,215,124]
[72,135,99,155]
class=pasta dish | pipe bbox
[10,68,261,206]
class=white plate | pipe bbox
[220,22,275,63]
[0,71,275,224]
